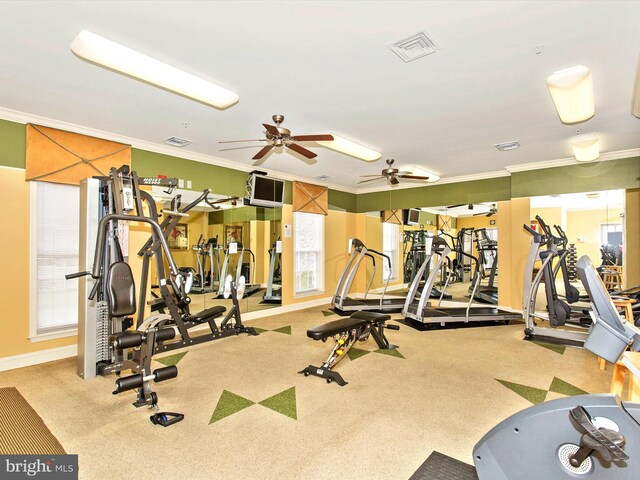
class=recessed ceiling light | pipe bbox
[545,65,594,124]
[70,30,239,109]
[316,135,381,161]
[163,136,192,147]
[571,134,599,162]
[494,141,520,151]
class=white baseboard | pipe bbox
[0,298,333,372]
[242,296,332,321]
[0,344,77,372]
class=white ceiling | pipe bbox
[530,189,624,210]
[1,1,639,191]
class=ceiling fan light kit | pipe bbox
[571,133,600,162]
[545,65,594,123]
[316,135,382,161]
[70,30,239,109]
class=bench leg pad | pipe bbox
[299,365,348,386]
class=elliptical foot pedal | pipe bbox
[150,412,184,427]
[298,365,348,386]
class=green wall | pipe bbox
[209,206,282,224]
[511,156,640,198]
[0,119,26,168]
[356,176,512,212]
[0,118,638,211]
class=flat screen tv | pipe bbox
[249,174,285,208]
[405,208,421,226]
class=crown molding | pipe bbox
[0,107,359,194]
[505,148,640,173]
[2,107,637,196]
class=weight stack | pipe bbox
[567,244,578,281]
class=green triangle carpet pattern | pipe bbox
[210,387,297,424]
[375,348,405,359]
[248,325,291,335]
[533,342,566,355]
[347,347,371,361]
[259,387,297,420]
[155,351,188,366]
[496,377,588,405]
[322,310,337,317]
[209,390,255,424]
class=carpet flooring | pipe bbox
[0,304,615,479]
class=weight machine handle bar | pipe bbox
[65,271,91,280]
[92,214,179,279]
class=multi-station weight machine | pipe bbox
[68,165,257,413]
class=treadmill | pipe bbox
[262,240,281,304]
[403,237,522,325]
[469,228,498,304]
[331,239,406,314]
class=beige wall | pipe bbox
[565,208,623,267]
[281,206,362,305]
[624,189,640,288]
[497,198,531,309]
[0,168,77,357]
[530,207,565,231]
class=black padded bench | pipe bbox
[299,311,399,386]
[186,305,226,324]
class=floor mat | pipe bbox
[0,387,66,454]
[409,451,478,480]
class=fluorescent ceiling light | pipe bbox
[398,164,440,183]
[571,133,599,162]
[70,30,239,109]
[632,54,640,119]
[316,135,381,161]
[545,65,594,123]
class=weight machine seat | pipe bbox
[107,261,136,317]
[186,305,226,324]
[307,311,391,340]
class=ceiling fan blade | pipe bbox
[359,174,384,178]
[357,177,385,184]
[398,175,430,180]
[252,144,274,160]
[473,212,485,216]
[389,176,400,185]
[291,134,334,142]
[263,123,280,136]
[286,142,317,159]
[218,139,268,144]
[446,204,465,209]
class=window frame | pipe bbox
[29,181,79,342]
[382,222,399,281]
[293,211,325,296]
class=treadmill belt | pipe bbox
[410,451,478,480]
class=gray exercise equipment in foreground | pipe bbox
[473,255,640,479]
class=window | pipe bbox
[30,182,79,340]
[382,222,399,281]
[294,212,324,294]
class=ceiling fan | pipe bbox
[358,159,430,186]
[219,114,333,165]
[444,203,497,217]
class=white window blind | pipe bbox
[32,182,79,335]
[382,222,399,280]
[294,212,324,294]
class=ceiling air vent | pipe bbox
[314,174,332,181]
[389,31,439,63]
[494,141,520,151]
[163,136,192,147]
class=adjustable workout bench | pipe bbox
[299,311,399,386]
